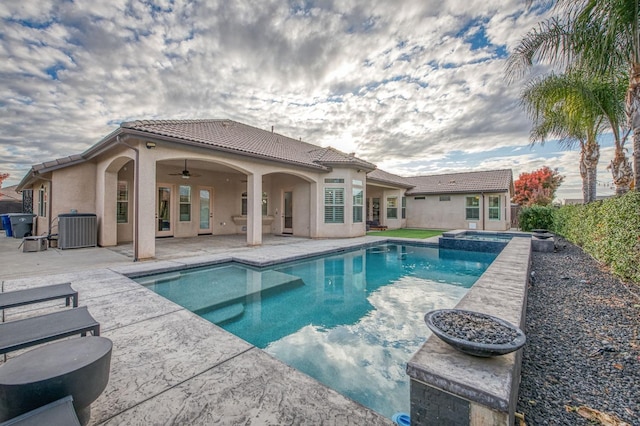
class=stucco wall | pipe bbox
[51,163,97,218]
[406,192,510,231]
[365,187,406,230]
[315,169,367,238]
[270,174,312,237]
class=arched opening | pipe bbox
[100,156,134,247]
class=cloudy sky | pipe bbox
[0,0,618,200]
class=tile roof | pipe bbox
[366,169,414,188]
[405,169,513,195]
[32,155,84,172]
[0,185,22,201]
[121,119,376,171]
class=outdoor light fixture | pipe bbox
[146,142,156,149]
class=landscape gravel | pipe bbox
[517,237,640,425]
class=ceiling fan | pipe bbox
[169,160,201,179]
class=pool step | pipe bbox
[140,267,304,316]
[194,270,304,314]
[203,303,245,324]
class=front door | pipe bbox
[199,187,213,235]
[156,184,173,237]
[283,191,293,234]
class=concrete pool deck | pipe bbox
[0,234,402,425]
[0,232,529,425]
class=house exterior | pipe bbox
[16,119,513,259]
[403,170,514,231]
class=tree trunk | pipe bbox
[582,139,600,203]
[580,151,589,203]
[626,62,640,191]
[609,146,633,195]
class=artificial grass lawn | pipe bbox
[365,228,445,239]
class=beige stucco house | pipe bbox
[17,119,512,260]
[403,170,514,231]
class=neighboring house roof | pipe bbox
[18,119,376,190]
[121,119,376,172]
[0,185,22,201]
[405,169,513,195]
[366,169,414,189]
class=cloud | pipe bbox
[0,0,610,200]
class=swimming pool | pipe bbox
[136,243,498,418]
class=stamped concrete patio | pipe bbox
[0,234,396,425]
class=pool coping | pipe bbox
[406,236,531,425]
[114,237,440,278]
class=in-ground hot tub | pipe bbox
[439,230,530,253]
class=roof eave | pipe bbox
[366,178,414,189]
[316,161,376,172]
[16,156,89,191]
[121,129,331,172]
[406,188,510,196]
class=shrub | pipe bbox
[553,192,640,284]
[518,205,555,231]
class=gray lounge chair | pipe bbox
[0,396,80,426]
[0,283,78,321]
[0,307,99,355]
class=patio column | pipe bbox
[98,169,117,247]
[136,153,156,259]
[246,172,262,246]
[309,181,319,238]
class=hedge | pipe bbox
[518,205,555,232]
[552,191,640,284]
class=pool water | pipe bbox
[138,244,497,418]
[454,232,513,242]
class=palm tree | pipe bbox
[596,73,635,194]
[520,72,620,202]
[507,0,639,190]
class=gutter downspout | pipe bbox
[116,136,140,262]
[481,193,485,230]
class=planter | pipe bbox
[424,309,526,357]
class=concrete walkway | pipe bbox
[0,233,395,425]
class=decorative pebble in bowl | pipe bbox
[424,309,526,357]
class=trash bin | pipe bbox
[9,214,35,239]
[0,214,12,237]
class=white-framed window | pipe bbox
[387,197,398,219]
[179,185,191,221]
[401,197,406,219]
[353,188,363,223]
[324,188,344,223]
[117,181,128,224]
[241,192,268,216]
[489,196,501,220]
[439,195,451,201]
[38,184,47,217]
[465,196,480,220]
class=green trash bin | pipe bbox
[9,214,35,239]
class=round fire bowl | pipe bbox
[425,309,526,357]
